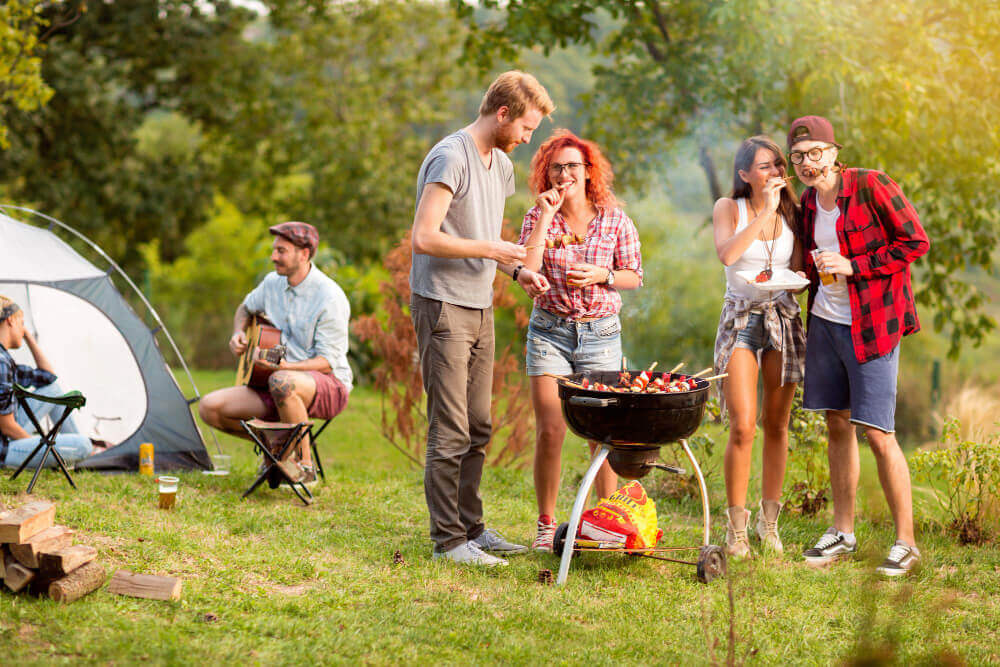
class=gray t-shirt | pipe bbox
[410,130,515,309]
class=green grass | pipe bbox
[2,369,999,664]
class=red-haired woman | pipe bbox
[518,129,643,551]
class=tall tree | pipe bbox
[0,0,54,149]
[0,0,258,266]
[454,0,1000,353]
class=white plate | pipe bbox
[735,268,810,292]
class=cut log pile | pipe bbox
[0,500,106,603]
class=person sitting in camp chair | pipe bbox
[0,295,96,469]
[199,222,352,486]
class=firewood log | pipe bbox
[10,525,74,569]
[0,501,55,543]
[38,545,97,579]
[48,560,106,603]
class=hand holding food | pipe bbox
[490,240,527,265]
[536,187,566,219]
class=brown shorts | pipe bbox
[253,371,349,422]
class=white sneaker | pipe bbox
[432,541,508,567]
[803,527,857,564]
[876,541,920,577]
[755,499,784,553]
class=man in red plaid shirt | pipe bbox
[788,116,929,577]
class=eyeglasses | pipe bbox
[788,145,836,165]
[548,162,588,175]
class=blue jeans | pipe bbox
[3,434,92,469]
[16,381,81,435]
[525,307,623,376]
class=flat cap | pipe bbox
[269,221,319,258]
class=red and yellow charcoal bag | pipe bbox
[578,481,662,550]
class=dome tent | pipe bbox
[0,206,211,471]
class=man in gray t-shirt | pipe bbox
[410,71,553,567]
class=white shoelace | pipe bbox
[887,544,910,563]
[534,522,556,544]
[814,532,841,550]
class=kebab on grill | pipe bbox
[579,372,699,394]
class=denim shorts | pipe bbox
[525,308,623,376]
[803,315,899,433]
[734,312,774,354]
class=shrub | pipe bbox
[785,390,831,516]
[353,226,534,468]
[910,418,1000,544]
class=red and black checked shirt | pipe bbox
[800,168,930,363]
[519,205,643,320]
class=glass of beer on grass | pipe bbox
[811,248,837,285]
[157,476,179,509]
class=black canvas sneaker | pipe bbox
[803,527,857,564]
[876,541,920,577]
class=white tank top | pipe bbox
[724,198,795,301]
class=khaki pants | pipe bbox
[411,294,494,552]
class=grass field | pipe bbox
[2,369,999,664]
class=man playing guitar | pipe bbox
[199,222,352,485]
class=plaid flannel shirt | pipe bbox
[0,344,56,415]
[800,169,930,363]
[713,292,805,413]
[518,205,643,320]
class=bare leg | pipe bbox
[864,428,915,544]
[199,387,270,439]
[268,371,317,466]
[826,409,858,533]
[723,348,759,508]
[759,350,796,501]
[531,376,614,519]
[589,441,618,500]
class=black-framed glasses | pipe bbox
[548,161,588,175]
[788,145,836,165]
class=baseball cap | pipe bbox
[787,115,842,151]
[269,221,319,258]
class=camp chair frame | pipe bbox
[309,418,331,481]
[8,383,86,494]
[240,419,314,505]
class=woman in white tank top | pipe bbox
[711,135,807,559]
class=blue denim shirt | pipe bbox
[243,265,353,391]
[0,344,57,415]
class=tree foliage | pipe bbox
[454,0,1000,354]
[0,0,257,266]
[0,1,54,149]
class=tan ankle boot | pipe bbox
[725,506,751,558]
[756,499,784,553]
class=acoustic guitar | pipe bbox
[235,316,286,389]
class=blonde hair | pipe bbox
[0,295,20,324]
[478,70,555,120]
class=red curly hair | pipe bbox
[528,129,620,210]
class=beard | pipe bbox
[494,123,520,153]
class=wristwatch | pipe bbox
[512,264,525,282]
[605,269,615,286]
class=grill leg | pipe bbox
[680,438,711,546]
[556,444,611,586]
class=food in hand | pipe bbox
[545,232,587,249]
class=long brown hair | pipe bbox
[731,136,799,237]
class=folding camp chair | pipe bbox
[240,419,315,505]
[8,383,86,494]
[309,418,332,481]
